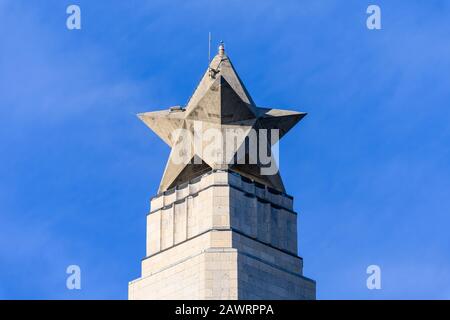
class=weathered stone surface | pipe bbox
[137,44,306,193]
[129,170,316,300]
[130,44,315,300]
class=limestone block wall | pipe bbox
[145,170,298,257]
[129,245,238,300]
[129,170,316,300]
[237,252,316,300]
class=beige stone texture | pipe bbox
[129,170,315,300]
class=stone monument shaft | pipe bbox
[129,44,316,299]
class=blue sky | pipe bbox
[1,0,449,299]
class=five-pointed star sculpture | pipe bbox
[138,43,306,193]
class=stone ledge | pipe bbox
[142,227,303,262]
[152,169,294,200]
[149,170,296,215]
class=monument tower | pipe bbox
[129,43,316,299]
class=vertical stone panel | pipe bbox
[160,207,174,250]
[146,211,161,256]
[174,200,187,244]
[131,171,315,300]
[187,194,199,238]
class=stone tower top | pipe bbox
[218,41,225,56]
[137,45,306,193]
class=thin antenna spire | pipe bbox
[208,32,212,65]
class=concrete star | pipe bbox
[138,44,306,193]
